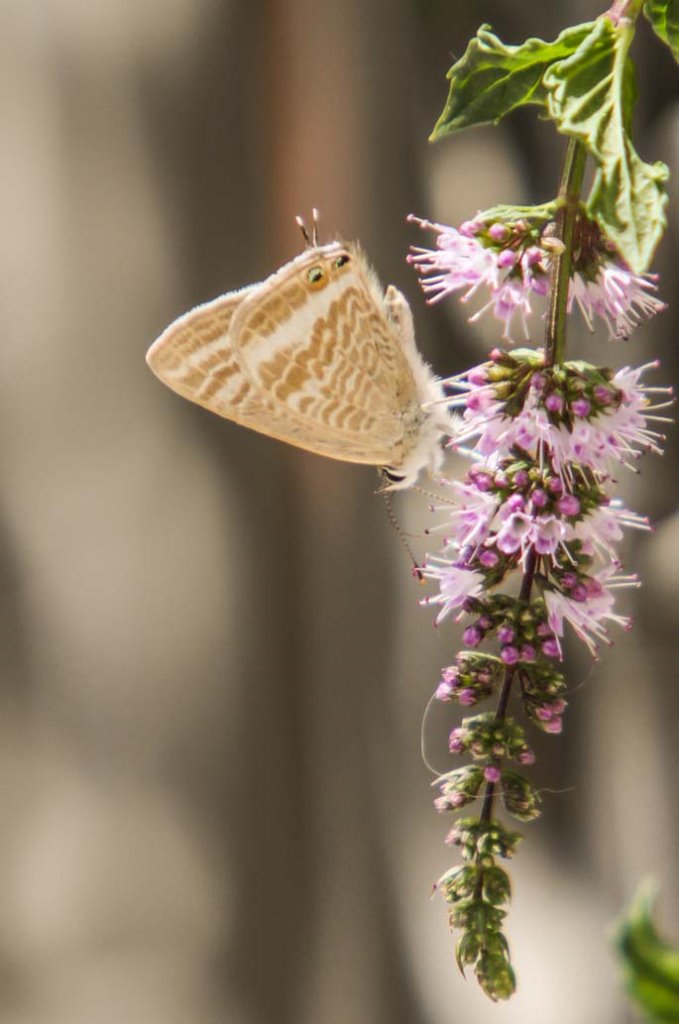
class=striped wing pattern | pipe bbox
[146,244,422,466]
[146,285,327,451]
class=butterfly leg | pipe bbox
[384,284,416,350]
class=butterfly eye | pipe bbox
[333,254,351,269]
[307,265,327,289]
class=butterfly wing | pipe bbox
[146,243,430,469]
[227,244,423,464]
[146,284,325,448]
[146,286,251,408]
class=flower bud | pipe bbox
[545,392,564,413]
[463,625,483,647]
[571,397,591,417]
[500,646,519,665]
[497,624,515,644]
[489,222,509,242]
[500,770,541,822]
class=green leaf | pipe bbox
[544,17,668,273]
[430,22,595,139]
[616,881,679,1022]
[644,0,679,62]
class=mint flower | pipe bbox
[408,211,665,342]
[421,562,485,625]
[568,263,666,340]
[569,502,648,559]
[407,6,676,1002]
[422,469,644,651]
[544,568,638,657]
[430,480,498,548]
[415,341,668,998]
[447,352,669,475]
[407,214,549,341]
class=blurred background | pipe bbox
[1,1,678,1022]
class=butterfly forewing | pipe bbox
[228,244,420,462]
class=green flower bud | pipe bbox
[455,931,481,970]
[482,865,512,906]
[443,864,480,903]
[500,769,542,821]
[477,952,516,1001]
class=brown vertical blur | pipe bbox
[0,2,677,1023]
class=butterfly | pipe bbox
[146,215,453,489]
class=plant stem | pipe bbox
[477,550,539,825]
[607,0,644,25]
[476,140,587,849]
[545,138,587,367]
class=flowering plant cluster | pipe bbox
[408,209,665,343]
[412,0,675,1001]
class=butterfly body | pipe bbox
[146,240,453,488]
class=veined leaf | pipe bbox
[430,22,594,139]
[544,17,668,272]
[644,0,679,62]
[616,881,679,1023]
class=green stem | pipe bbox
[545,138,587,366]
[474,141,587,872]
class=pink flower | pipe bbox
[450,358,667,475]
[436,680,456,702]
[550,363,666,473]
[544,568,638,657]
[407,217,499,301]
[449,729,466,753]
[468,277,536,342]
[431,480,498,549]
[568,262,666,340]
[567,501,649,558]
[494,506,565,560]
[421,561,485,625]
[407,215,549,341]
[408,214,666,344]
[531,515,566,555]
[496,511,532,554]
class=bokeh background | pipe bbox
[2,2,678,1022]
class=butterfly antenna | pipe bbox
[295,214,311,247]
[311,207,320,246]
[382,488,425,583]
